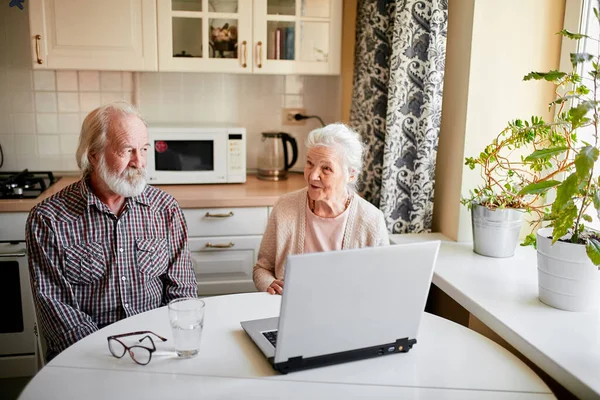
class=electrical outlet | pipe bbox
[282,108,307,125]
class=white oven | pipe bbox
[0,241,38,378]
[147,126,246,185]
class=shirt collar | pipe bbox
[79,179,151,210]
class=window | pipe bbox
[561,0,600,227]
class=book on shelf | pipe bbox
[284,26,295,60]
[267,26,295,60]
[275,28,282,60]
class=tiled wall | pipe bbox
[139,73,341,171]
[0,4,341,174]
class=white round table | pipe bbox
[19,293,554,399]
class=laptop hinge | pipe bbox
[273,337,417,374]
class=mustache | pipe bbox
[121,167,147,179]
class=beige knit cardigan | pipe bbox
[252,187,390,292]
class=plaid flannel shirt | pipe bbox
[26,179,197,358]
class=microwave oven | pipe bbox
[147,126,246,184]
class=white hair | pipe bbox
[76,101,147,178]
[305,123,365,191]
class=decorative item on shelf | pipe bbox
[209,22,238,58]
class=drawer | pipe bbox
[189,236,261,296]
[0,212,28,241]
[183,207,268,237]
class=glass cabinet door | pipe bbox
[253,0,341,74]
[158,0,253,72]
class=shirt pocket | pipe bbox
[136,238,169,279]
[63,242,106,285]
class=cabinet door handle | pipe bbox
[204,211,234,218]
[205,242,235,249]
[257,41,262,68]
[241,40,247,68]
[35,34,43,64]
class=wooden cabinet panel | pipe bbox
[29,0,158,71]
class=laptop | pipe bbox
[240,240,441,374]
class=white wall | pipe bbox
[0,3,340,174]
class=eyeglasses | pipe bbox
[107,331,167,365]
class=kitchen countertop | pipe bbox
[0,173,307,212]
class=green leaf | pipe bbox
[552,201,579,243]
[583,214,593,222]
[575,146,599,180]
[523,70,567,81]
[552,174,579,213]
[520,233,537,248]
[557,29,589,40]
[524,147,569,161]
[569,102,595,129]
[518,180,561,195]
[593,191,600,211]
[577,85,591,95]
[586,238,600,266]
[571,52,594,67]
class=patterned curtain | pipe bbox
[350,0,448,234]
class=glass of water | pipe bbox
[168,298,205,358]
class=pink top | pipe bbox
[304,198,351,253]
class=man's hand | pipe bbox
[267,279,284,295]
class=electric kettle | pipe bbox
[257,132,298,181]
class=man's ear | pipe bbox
[89,152,99,168]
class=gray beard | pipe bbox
[97,156,148,198]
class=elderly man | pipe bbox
[26,101,197,361]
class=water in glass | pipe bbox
[168,298,205,358]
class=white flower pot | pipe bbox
[536,228,600,311]
[471,204,524,258]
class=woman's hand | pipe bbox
[267,279,284,295]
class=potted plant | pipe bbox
[516,24,600,311]
[461,116,568,258]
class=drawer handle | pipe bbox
[205,242,235,249]
[241,40,247,68]
[204,211,234,218]
[35,34,43,64]
[0,252,26,258]
[257,41,263,68]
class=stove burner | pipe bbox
[0,170,58,199]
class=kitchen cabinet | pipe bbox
[157,0,342,74]
[0,212,28,241]
[183,206,268,295]
[28,0,158,71]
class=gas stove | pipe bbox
[0,170,58,199]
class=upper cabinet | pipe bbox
[157,0,342,75]
[28,0,341,75]
[253,0,341,75]
[28,0,158,71]
[157,0,254,73]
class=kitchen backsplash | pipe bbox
[0,5,341,174]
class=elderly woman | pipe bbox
[253,123,389,295]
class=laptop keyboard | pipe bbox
[262,330,278,347]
